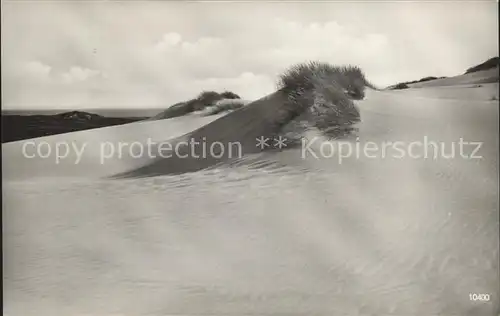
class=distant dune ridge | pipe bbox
[111,61,370,179]
[148,90,242,121]
[465,57,499,74]
[388,56,499,90]
[388,76,448,90]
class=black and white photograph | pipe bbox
[2,1,499,315]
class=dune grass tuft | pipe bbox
[197,91,223,104]
[277,61,374,100]
[276,61,366,139]
[220,91,241,99]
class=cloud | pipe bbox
[3,61,109,109]
[14,61,103,84]
[2,1,497,109]
[153,32,183,51]
[142,18,390,97]
[149,18,389,74]
[237,18,389,72]
[18,61,52,82]
[60,66,104,84]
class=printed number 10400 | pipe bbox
[469,293,490,302]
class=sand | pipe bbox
[2,75,499,315]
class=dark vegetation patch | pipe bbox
[2,111,146,143]
[390,83,410,90]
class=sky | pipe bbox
[2,0,498,110]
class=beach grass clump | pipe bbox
[220,91,241,99]
[277,61,375,100]
[196,91,223,106]
[276,61,365,139]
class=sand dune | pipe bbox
[408,67,499,88]
[3,66,499,315]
